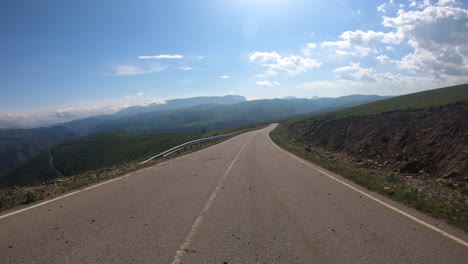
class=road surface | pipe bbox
[1,124,467,263]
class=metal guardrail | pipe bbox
[139,128,260,165]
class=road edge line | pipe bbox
[267,127,468,248]
[0,131,249,220]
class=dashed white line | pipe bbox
[0,132,251,221]
[171,131,258,264]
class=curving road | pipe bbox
[1,124,467,263]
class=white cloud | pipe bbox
[307,42,318,49]
[265,68,278,76]
[334,50,349,56]
[0,93,164,128]
[382,2,468,77]
[178,66,208,71]
[334,63,378,82]
[249,51,321,76]
[377,0,395,13]
[321,30,402,56]
[255,74,266,78]
[125,92,145,99]
[113,64,167,76]
[316,0,468,83]
[295,74,455,97]
[375,54,392,64]
[377,3,387,13]
[409,0,432,9]
[138,54,184,59]
[437,0,457,6]
[256,80,280,87]
[296,58,467,97]
[301,42,318,57]
[220,75,229,79]
[331,62,462,86]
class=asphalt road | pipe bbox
[1,124,467,263]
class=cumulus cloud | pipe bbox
[297,59,466,98]
[377,0,395,13]
[138,54,184,59]
[307,43,318,49]
[220,75,229,79]
[382,1,468,77]
[334,63,378,82]
[321,30,402,56]
[249,51,321,76]
[437,0,458,6]
[295,73,455,97]
[256,80,280,87]
[113,64,167,76]
[265,68,278,76]
[375,54,392,64]
[314,0,468,86]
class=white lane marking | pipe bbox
[171,131,258,264]
[0,132,254,220]
[156,133,241,167]
[267,129,468,248]
[0,172,134,220]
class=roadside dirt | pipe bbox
[287,102,468,184]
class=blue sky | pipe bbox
[1,0,468,127]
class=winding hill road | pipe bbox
[1,124,467,263]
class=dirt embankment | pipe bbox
[288,102,468,183]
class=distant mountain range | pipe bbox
[0,94,391,175]
[115,95,247,116]
[61,94,390,136]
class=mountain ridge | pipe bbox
[60,94,391,136]
[0,93,390,176]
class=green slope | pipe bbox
[0,131,198,187]
[51,130,202,176]
[271,83,468,231]
[289,83,468,122]
[0,124,264,188]
[0,126,77,175]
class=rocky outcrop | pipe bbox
[288,102,468,182]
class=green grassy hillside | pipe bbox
[51,131,201,176]
[0,126,77,175]
[0,124,264,188]
[0,131,199,187]
[289,83,468,122]
[271,83,468,231]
